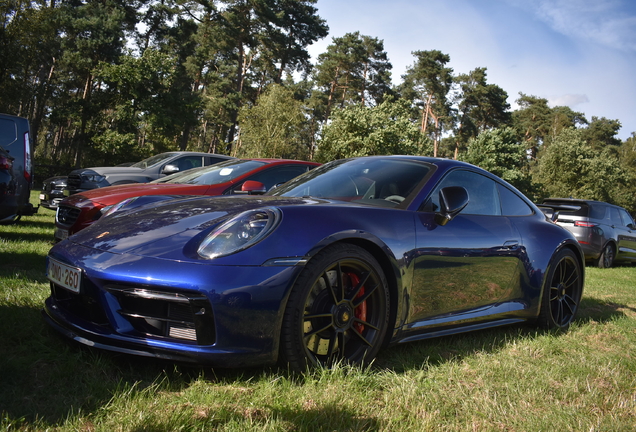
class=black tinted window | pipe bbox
[173,156,203,171]
[233,165,311,192]
[0,119,17,146]
[589,204,607,220]
[543,200,590,217]
[498,184,533,216]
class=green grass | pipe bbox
[1,192,635,431]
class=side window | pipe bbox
[205,156,229,166]
[589,204,607,220]
[608,207,622,226]
[424,170,501,216]
[232,165,310,192]
[175,156,203,171]
[0,119,17,146]
[497,184,533,216]
[618,208,635,227]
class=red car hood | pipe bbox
[65,183,216,208]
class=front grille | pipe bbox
[105,285,216,345]
[50,279,110,326]
[56,205,80,226]
[67,174,82,192]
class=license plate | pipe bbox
[39,193,45,200]
[54,227,69,241]
[47,257,82,293]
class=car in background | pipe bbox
[0,145,18,220]
[40,176,68,210]
[54,158,320,241]
[44,156,584,370]
[65,151,235,194]
[540,198,636,268]
[0,113,36,223]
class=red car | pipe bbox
[54,159,319,241]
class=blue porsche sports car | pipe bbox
[44,156,584,370]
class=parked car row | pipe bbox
[44,155,588,370]
[53,158,319,241]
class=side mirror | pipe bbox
[434,186,469,226]
[240,180,267,195]
[162,164,179,175]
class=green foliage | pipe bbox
[451,67,511,157]
[536,128,634,208]
[312,31,393,121]
[461,127,534,196]
[316,98,431,162]
[400,50,454,156]
[236,84,310,159]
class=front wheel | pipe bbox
[280,243,390,371]
[537,248,583,331]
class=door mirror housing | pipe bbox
[434,186,469,226]
[239,180,267,195]
[162,164,179,175]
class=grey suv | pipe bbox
[541,198,636,268]
[66,151,234,194]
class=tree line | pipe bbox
[2,0,635,212]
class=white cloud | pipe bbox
[507,0,636,51]
[547,94,590,108]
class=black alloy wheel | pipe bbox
[597,243,614,269]
[280,243,390,371]
[538,248,583,331]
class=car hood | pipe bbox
[71,166,145,176]
[66,183,206,206]
[67,195,325,256]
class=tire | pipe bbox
[596,243,614,269]
[280,243,390,371]
[537,248,583,331]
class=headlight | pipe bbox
[84,174,106,183]
[197,207,281,259]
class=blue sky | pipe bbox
[308,0,636,140]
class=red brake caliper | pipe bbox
[348,273,366,333]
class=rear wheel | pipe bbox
[537,248,583,331]
[596,243,614,268]
[280,243,390,371]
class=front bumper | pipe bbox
[43,245,303,367]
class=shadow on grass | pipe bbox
[0,251,49,282]
[0,228,55,244]
[0,296,630,427]
[374,295,630,373]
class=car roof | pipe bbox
[542,198,624,209]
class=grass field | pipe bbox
[1,193,635,431]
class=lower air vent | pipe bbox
[105,285,215,345]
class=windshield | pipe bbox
[153,159,267,185]
[270,157,431,205]
[131,152,178,169]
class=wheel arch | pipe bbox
[311,236,402,348]
[537,241,585,319]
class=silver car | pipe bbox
[541,198,636,268]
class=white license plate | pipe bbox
[47,258,82,293]
[39,193,45,200]
[54,227,69,241]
